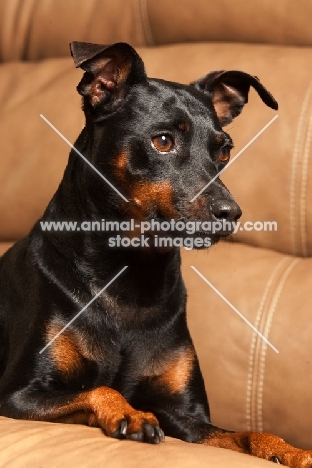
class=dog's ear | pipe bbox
[70,42,147,118]
[191,70,278,126]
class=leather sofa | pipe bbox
[1,0,312,466]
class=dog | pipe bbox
[0,41,311,466]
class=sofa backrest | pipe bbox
[1,0,312,62]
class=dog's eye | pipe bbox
[218,146,231,162]
[152,135,174,153]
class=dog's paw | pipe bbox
[87,387,165,444]
[249,433,312,467]
[110,411,165,444]
[268,451,312,467]
[267,451,312,467]
[204,431,312,467]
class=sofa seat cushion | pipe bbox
[183,242,312,449]
[0,416,274,467]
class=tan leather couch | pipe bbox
[1,0,312,466]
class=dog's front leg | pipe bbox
[149,404,312,466]
[0,386,164,444]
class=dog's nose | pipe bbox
[211,199,242,222]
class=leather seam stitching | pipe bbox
[137,0,155,46]
[256,258,300,432]
[290,81,312,256]
[300,114,312,257]
[246,257,288,431]
[133,0,146,46]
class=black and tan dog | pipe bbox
[0,42,311,466]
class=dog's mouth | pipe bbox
[124,193,241,247]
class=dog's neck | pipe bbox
[38,130,181,296]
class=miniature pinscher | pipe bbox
[0,42,311,466]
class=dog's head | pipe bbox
[70,42,277,248]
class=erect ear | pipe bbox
[191,70,278,127]
[70,42,147,119]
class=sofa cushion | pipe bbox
[183,242,312,449]
[0,242,12,256]
[0,0,147,62]
[1,0,312,62]
[0,416,275,467]
[146,0,312,47]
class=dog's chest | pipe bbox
[45,314,178,390]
